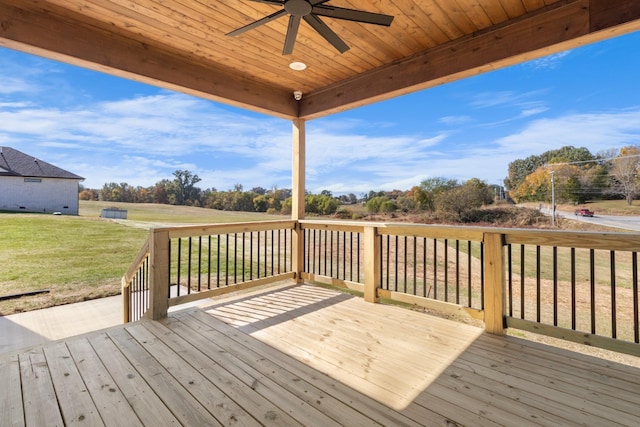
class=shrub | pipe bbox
[334,208,353,219]
[379,200,398,213]
[366,196,389,213]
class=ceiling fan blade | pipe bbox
[304,14,349,53]
[283,15,301,55]
[227,9,287,37]
[312,5,394,26]
[245,0,284,5]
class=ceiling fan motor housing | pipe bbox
[284,0,312,17]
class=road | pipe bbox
[543,207,640,232]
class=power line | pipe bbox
[544,153,640,167]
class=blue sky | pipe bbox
[1,30,640,195]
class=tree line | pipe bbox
[363,177,495,221]
[79,169,342,215]
[505,145,640,205]
[80,169,500,219]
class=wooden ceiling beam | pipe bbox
[0,1,298,119]
[300,0,640,119]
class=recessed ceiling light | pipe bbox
[289,61,307,71]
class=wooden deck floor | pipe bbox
[1,284,639,426]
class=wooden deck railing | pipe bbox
[300,221,365,289]
[502,229,640,356]
[298,221,487,321]
[124,220,296,321]
[121,237,150,323]
[123,219,640,356]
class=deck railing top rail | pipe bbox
[122,237,150,285]
[154,219,296,239]
[502,228,640,251]
[300,219,487,240]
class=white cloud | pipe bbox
[495,110,640,155]
[519,107,549,118]
[439,115,472,126]
[0,77,35,94]
[470,91,518,108]
[527,50,571,69]
[309,108,640,192]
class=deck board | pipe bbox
[2,284,639,426]
[85,332,181,426]
[19,349,64,427]
[42,342,105,426]
[460,341,640,423]
[173,309,425,426]
[0,354,25,427]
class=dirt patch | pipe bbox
[0,282,120,316]
[352,206,624,233]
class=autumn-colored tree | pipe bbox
[510,168,551,202]
[610,146,640,205]
[505,146,594,191]
[79,189,99,201]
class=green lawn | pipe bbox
[0,202,280,314]
[79,200,277,223]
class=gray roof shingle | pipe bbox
[0,147,84,180]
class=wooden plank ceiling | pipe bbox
[1,0,639,120]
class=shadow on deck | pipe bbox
[2,284,639,426]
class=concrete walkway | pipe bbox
[0,289,247,354]
[0,292,193,354]
[0,282,294,355]
[0,295,123,354]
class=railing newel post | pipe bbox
[292,221,305,284]
[484,232,506,335]
[121,277,130,323]
[364,226,380,303]
[147,228,170,320]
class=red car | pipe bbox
[574,208,594,217]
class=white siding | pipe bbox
[0,176,80,215]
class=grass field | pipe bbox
[79,200,280,223]
[0,201,278,315]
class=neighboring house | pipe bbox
[0,146,84,215]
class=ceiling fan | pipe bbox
[227,0,394,55]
